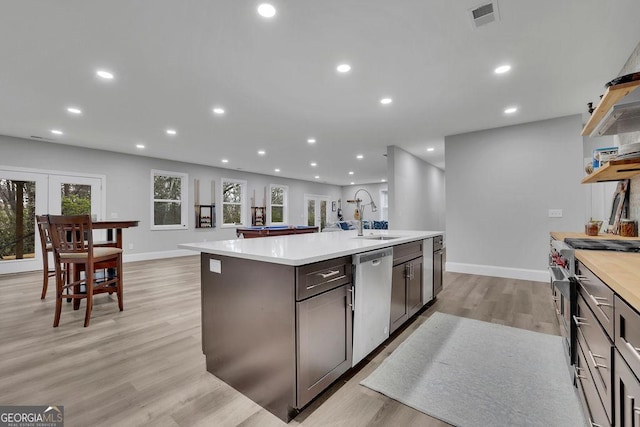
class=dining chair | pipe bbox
[47,214,123,327]
[36,215,56,299]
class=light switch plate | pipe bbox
[548,209,563,218]
[209,259,221,274]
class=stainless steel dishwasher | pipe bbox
[352,247,393,366]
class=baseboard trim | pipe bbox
[124,249,196,263]
[446,262,549,283]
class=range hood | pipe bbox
[593,86,640,136]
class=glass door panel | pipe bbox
[304,195,330,230]
[0,170,48,274]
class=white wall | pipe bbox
[445,115,585,282]
[387,146,445,231]
[1,135,342,265]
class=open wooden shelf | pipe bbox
[582,159,640,183]
[581,80,640,136]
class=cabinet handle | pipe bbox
[588,351,608,370]
[573,315,589,327]
[625,341,640,364]
[590,294,612,308]
[318,270,341,279]
[576,275,590,282]
[634,404,640,427]
[575,366,587,380]
[348,286,354,312]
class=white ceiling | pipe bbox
[1,1,640,185]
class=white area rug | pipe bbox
[361,312,587,427]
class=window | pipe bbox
[151,170,188,230]
[269,184,288,224]
[222,178,247,226]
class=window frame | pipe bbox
[150,169,189,231]
[268,184,288,225]
[221,178,247,227]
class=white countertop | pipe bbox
[179,229,443,266]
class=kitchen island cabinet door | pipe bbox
[615,349,640,427]
[390,263,409,334]
[296,284,352,408]
[407,258,423,317]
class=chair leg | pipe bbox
[41,252,49,300]
[84,267,93,327]
[53,269,63,327]
[117,256,124,311]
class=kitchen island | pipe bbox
[179,229,443,422]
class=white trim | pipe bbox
[446,261,549,283]
[151,169,189,230]
[221,178,247,226]
[123,249,195,263]
[268,184,288,225]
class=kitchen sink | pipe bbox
[356,235,402,240]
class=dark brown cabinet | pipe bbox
[390,241,423,334]
[296,257,352,408]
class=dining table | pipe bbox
[92,220,139,249]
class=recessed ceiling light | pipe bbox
[50,129,63,135]
[257,3,276,18]
[381,179,387,182]
[307,138,316,144]
[213,107,225,115]
[380,98,393,105]
[348,171,354,175]
[314,175,320,179]
[274,168,281,172]
[96,70,114,80]
[136,144,145,149]
[356,154,364,159]
[67,107,82,115]
[257,150,266,155]
[350,182,355,185]
[504,107,518,114]
[221,159,229,163]
[336,64,351,73]
[427,147,435,152]
[310,162,317,167]
[166,129,177,135]
[494,65,511,74]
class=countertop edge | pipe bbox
[179,231,443,266]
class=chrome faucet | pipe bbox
[347,189,377,236]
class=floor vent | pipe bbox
[469,1,499,28]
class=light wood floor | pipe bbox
[0,256,559,427]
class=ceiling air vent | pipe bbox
[468,1,500,28]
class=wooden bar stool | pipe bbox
[48,215,124,327]
[36,215,56,299]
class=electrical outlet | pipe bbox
[110,212,119,219]
[128,243,134,250]
[548,209,563,218]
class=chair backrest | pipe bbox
[47,215,94,255]
[36,214,52,252]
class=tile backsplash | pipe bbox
[617,41,640,221]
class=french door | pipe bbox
[0,167,105,274]
[304,195,330,231]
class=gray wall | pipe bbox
[387,146,445,231]
[1,135,342,261]
[445,115,584,281]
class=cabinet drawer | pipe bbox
[296,256,352,301]
[575,293,613,419]
[577,261,614,340]
[576,342,611,427]
[615,295,640,376]
[393,241,423,265]
[614,349,640,427]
